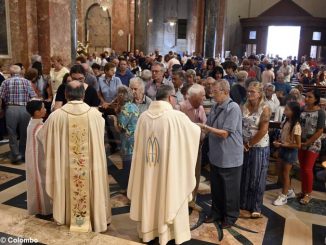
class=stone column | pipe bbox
[134,0,148,52]
[195,0,205,56]
[203,0,218,57]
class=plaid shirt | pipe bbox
[0,75,36,106]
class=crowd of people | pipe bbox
[0,49,325,244]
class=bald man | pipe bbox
[38,80,111,232]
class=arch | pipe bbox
[85,3,112,52]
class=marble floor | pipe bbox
[0,141,325,245]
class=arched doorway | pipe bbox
[85,4,111,53]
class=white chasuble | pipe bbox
[38,101,111,233]
[128,101,201,245]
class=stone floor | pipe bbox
[0,142,325,245]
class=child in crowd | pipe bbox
[273,101,302,206]
[25,100,52,216]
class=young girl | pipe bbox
[273,101,302,206]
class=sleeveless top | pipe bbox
[242,104,269,147]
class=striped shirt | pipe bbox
[0,75,36,106]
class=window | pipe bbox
[249,31,256,40]
[0,0,11,58]
[177,19,187,39]
[312,32,321,41]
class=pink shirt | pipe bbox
[179,100,207,124]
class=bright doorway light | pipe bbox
[266,26,301,59]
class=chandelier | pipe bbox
[98,0,113,12]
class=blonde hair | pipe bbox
[50,55,64,65]
[245,81,266,111]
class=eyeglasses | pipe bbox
[170,95,177,98]
[247,90,258,94]
[152,70,161,73]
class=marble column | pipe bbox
[203,0,218,57]
[134,0,148,52]
[36,0,51,72]
[71,0,77,62]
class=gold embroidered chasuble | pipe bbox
[38,101,111,233]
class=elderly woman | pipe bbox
[111,86,139,189]
[289,88,305,106]
[264,83,280,119]
[141,69,152,86]
[241,81,271,218]
[129,77,152,114]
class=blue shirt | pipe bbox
[98,76,122,103]
[224,75,237,87]
[206,98,243,168]
[115,69,134,86]
[274,81,292,95]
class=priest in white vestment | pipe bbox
[128,85,201,244]
[25,100,52,215]
[38,81,111,232]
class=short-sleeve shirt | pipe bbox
[300,109,326,153]
[145,78,174,100]
[118,102,139,158]
[281,121,301,145]
[206,98,243,168]
[55,83,100,107]
[98,76,122,103]
[115,69,134,86]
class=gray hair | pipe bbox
[214,79,230,92]
[236,70,248,82]
[129,77,145,93]
[152,61,166,72]
[141,69,152,81]
[10,65,21,75]
[264,83,275,91]
[188,84,205,97]
[117,85,134,103]
[156,85,174,101]
[186,69,196,77]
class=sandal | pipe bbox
[295,192,304,199]
[300,194,312,205]
[251,212,262,219]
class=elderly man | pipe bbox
[129,77,152,114]
[198,79,243,230]
[274,73,292,97]
[145,61,174,100]
[278,59,292,83]
[180,84,206,211]
[0,65,36,163]
[38,81,111,232]
[128,85,200,245]
[264,83,280,119]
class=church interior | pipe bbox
[0,0,326,244]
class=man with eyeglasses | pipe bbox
[128,85,200,244]
[54,64,100,110]
[197,79,243,234]
[145,61,174,100]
